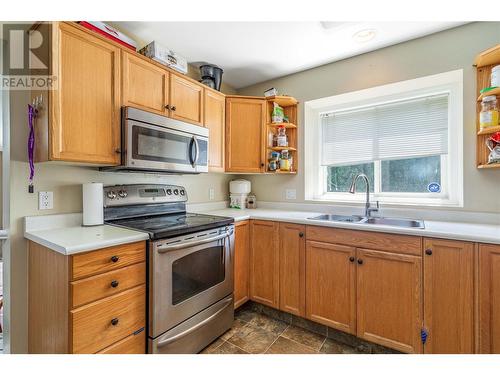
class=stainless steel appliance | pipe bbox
[104,184,234,354]
[102,107,209,174]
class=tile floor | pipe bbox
[200,306,367,354]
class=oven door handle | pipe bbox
[156,296,233,348]
[156,232,229,253]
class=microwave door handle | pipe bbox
[188,137,195,167]
[193,136,200,167]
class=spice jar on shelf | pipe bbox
[480,95,499,129]
[276,125,288,147]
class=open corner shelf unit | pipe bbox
[265,96,299,174]
[475,44,500,169]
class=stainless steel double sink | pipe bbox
[308,214,425,229]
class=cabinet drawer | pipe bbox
[71,241,146,280]
[71,262,146,308]
[97,330,146,354]
[306,226,421,256]
[71,285,146,354]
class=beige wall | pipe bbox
[237,22,500,214]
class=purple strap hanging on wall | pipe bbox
[28,104,36,193]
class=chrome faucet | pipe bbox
[349,173,379,218]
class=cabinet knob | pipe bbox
[349,256,355,262]
[110,280,119,288]
[171,106,176,111]
[111,318,119,326]
[115,148,121,154]
[357,258,363,265]
[260,163,265,167]
[425,249,433,256]
[165,104,170,110]
[110,255,119,263]
[299,232,304,238]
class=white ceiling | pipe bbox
[113,22,465,89]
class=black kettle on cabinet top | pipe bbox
[199,64,224,91]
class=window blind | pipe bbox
[321,94,449,166]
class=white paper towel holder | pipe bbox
[82,182,104,226]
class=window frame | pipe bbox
[304,70,463,207]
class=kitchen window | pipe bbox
[304,70,463,207]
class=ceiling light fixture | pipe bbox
[353,29,377,43]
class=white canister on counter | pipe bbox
[82,183,104,226]
[492,65,500,88]
[229,179,251,194]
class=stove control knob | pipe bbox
[180,189,185,196]
[166,189,172,195]
[107,191,117,199]
[118,190,128,198]
[173,189,179,195]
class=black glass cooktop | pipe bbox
[107,212,234,240]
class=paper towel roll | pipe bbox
[82,183,104,226]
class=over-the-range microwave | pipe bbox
[102,107,209,174]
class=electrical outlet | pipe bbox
[39,191,54,210]
[209,188,215,201]
[285,189,297,200]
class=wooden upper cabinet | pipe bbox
[51,22,121,165]
[479,243,500,353]
[234,220,250,309]
[122,52,169,115]
[423,238,475,354]
[225,97,266,173]
[250,220,280,308]
[279,223,306,317]
[204,90,225,172]
[356,248,422,353]
[305,241,356,334]
[169,73,204,126]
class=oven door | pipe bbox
[149,226,234,338]
[126,119,208,173]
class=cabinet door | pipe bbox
[250,220,279,308]
[225,97,265,173]
[52,22,121,165]
[423,238,475,354]
[122,52,169,115]
[234,220,250,309]
[279,223,306,317]
[305,241,356,334]
[169,73,204,125]
[479,243,500,353]
[204,90,225,172]
[356,248,422,353]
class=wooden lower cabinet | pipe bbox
[479,243,500,353]
[234,220,250,308]
[279,223,306,317]
[28,240,147,354]
[250,220,280,308]
[98,330,146,354]
[356,248,422,353]
[423,238,475,354]
[305,241,356,333]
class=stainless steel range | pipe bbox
[103,184,235,354]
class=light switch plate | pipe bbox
[39,191,53,210]
[285,189,297,200]
[209,188,215,201]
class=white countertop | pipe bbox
[204,208,500,245]
[24,205,500,256]
[24,213,149,255]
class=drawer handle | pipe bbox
[110,255,119,263]
[111,318,119,326]
[110,280,119,288]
